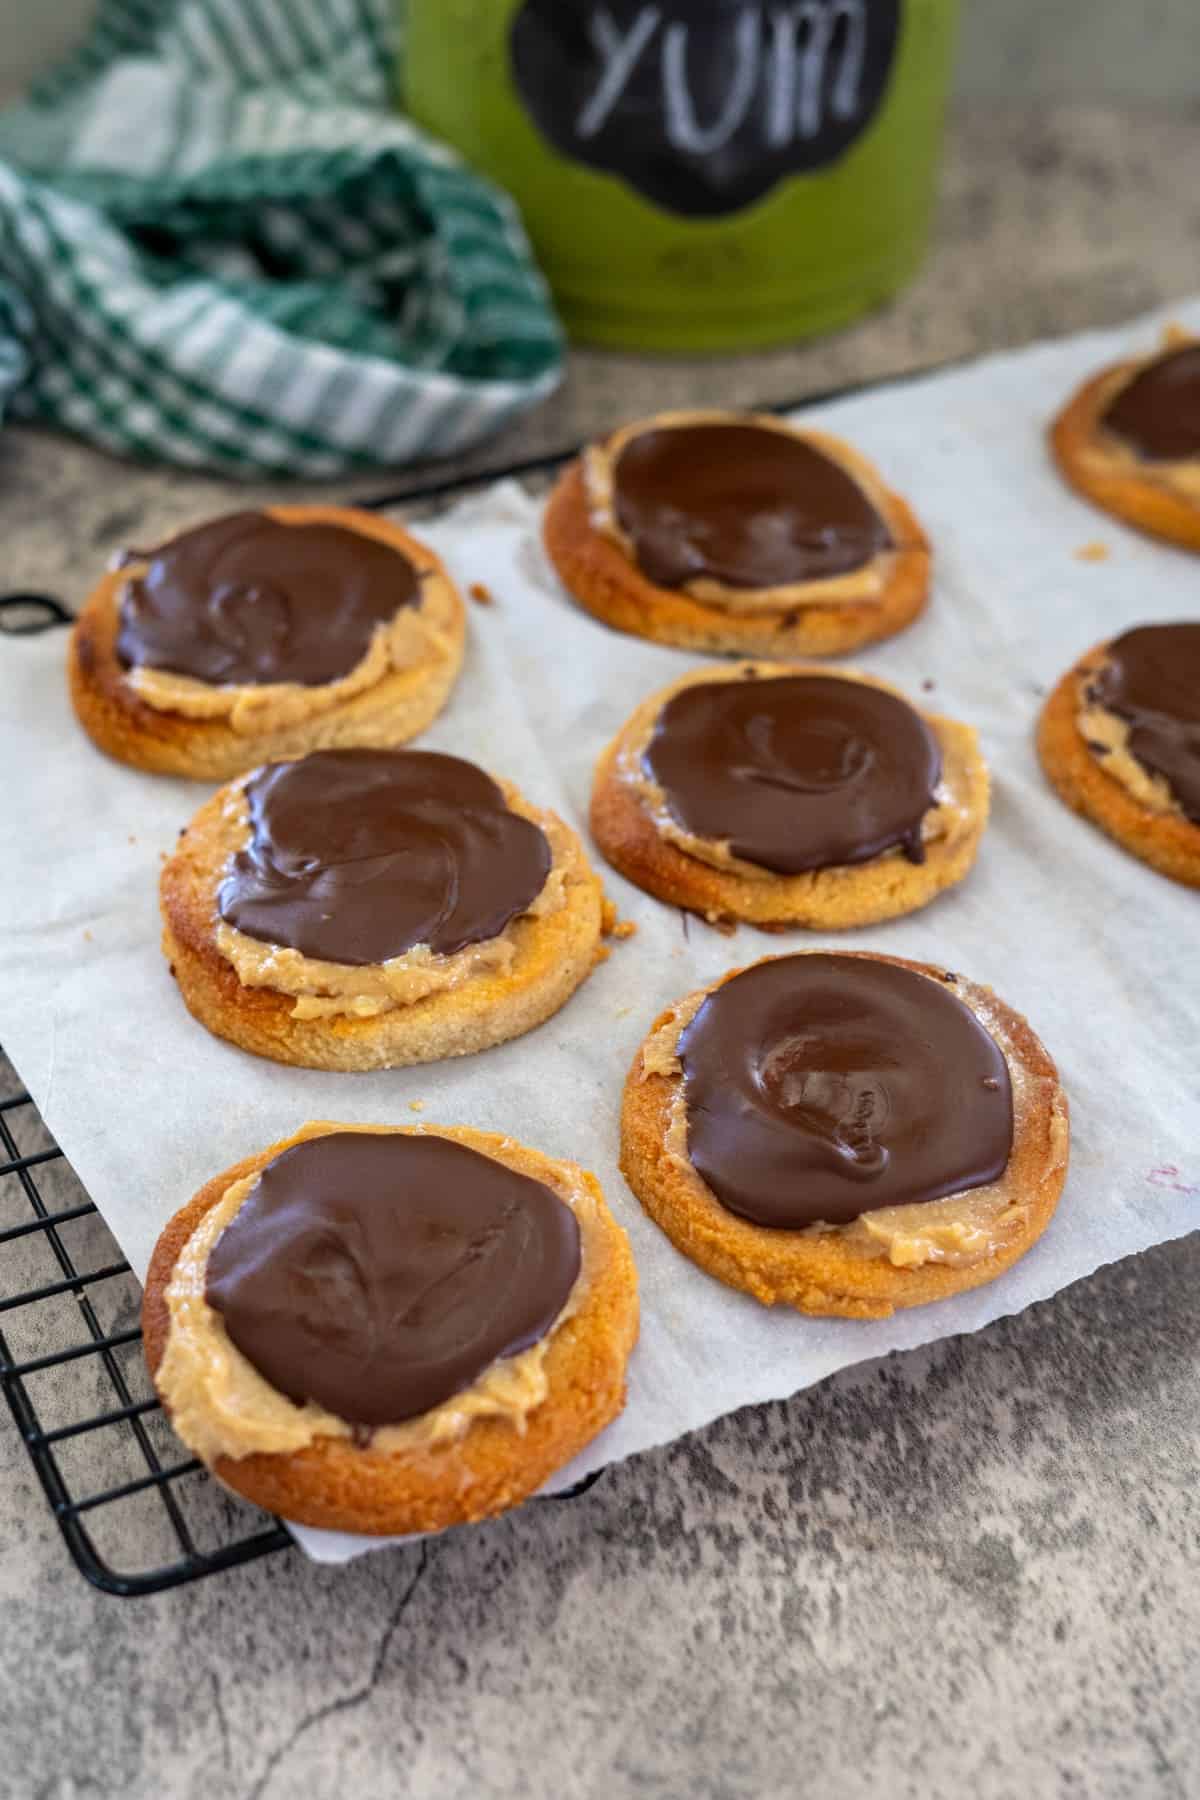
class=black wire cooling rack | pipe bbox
[0,367,944,1597]
[0,1057,294,1595]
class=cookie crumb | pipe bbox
[469,582,494,606]
[1074,540,1110,563]
[127,834,137,845]
[83,929,93,943]
[602,898,636,940]
[409,1099,425,1113]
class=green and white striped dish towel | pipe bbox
[0,0,563,478]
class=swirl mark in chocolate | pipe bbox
[644,675,941,872]
[1089,622,1200,822]
[219,749,553,964]
[206,1131,581,1427]
[116,512,420,686]
[1102,346,1200,463]
[678,956,1013,1230]
[612,422,891,590]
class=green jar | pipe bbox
[404,0,959,352]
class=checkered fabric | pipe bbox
[0,0,563,477]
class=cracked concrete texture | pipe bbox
[3,1236,1199,1800]
[1,102,1199,1800]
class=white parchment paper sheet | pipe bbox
[2,302,1198,1565]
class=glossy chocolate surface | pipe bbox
[1090,622,1200,821]
[219,749,552,964]
[678,956,1013,1230]
[643,674,941,872]
[206,1131,581,1427]
[612,421,892,590]
[1102,346,1200,462]
[116,512,419,686]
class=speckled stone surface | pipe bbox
[2,103,1199,1800]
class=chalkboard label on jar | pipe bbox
[509,0,903,218]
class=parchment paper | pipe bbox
[2,302,1198,1566]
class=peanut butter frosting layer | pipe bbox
[642,963,1067,1270]
[584,411,901,611]
[212,752,576,1019]
[1078,338,1200,505]
[157,1125,606,1466]
[615,664,977,881]
[1076,624,1200,823]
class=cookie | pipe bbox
[161,747,614,1069]
[1037,622,1200,887]
[590,662,988,929]
[142,1121,639,1535]
[1050,330,1200,551]
[543,410,930,658]
[70,505,465,779]
[621,951,1068,1319]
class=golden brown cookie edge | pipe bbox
[543,458,930,659]
[1036,653,1200,888]
[159,778,612,1070]
[588,674,989,929]
[1049,361,1200,554]
[619,952,1068,1320]
[69,504,467,780]
[142,1122,639,1536]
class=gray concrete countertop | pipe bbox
[2,102,1198,1800]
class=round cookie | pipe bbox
[161,747,614,1069]
[591,662,988,929]
[621,951,1069,1319]
[70,505,466,779]
[1037,623,1200,887]
[142,1121,639,1535]
[1050,332,1200,551]
[544,410,930,658]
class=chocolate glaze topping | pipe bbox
[206,1131,581,1427]
[1102,346,1200,462]
[611,422,892,590]
[1089,622,1200,822]
[677,955,1013,1230]
[116,512,419,686]
[219,749,552,965]
[643,675,942,873]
